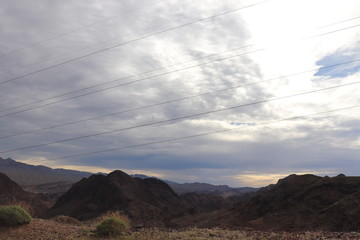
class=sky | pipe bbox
[0,0,359,187]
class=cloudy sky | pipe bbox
[0,0,359,187]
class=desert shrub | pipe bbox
[96,211,130,225]
[0,205,32,226]
[96,216,129,237]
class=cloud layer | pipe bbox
[0,0,359,187]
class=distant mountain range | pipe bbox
[0,157,91,186]
[2,156,360,231]
[0,157,256,198]
[132,174,258,197]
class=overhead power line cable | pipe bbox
[0,48,265,118]
[45,104,360,161]
[0,0,270,85]
[1,80,359,154]
[0,1,185,77]
[2,14,360,78]
[0,21,359,116]
[0,43,257,114]
[311,15,360,30]
[0,0,165,59]
[0,59,358,138]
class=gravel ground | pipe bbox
[1,219,360,240]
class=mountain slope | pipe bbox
[211,174,360,231]
[47,170,192,226]
[0,172,49,217]
[0,157,91,187]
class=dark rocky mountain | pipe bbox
[199,174,360,231]
[0,157,92,187]
[47,170,193,226]
[0,172,49,217]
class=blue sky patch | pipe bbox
[315,52,360,78]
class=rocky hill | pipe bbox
[205,174,360,231]
[0,172,49,217]
[47,170,193,226]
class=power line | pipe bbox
[2,14,359,78]
[311,15,360,31]
[1,21,359,116]
[0,43,257,114]
[0,59,358,139]
[45,104,360,161]
[0,0,270,85]
[0,48,266,119]
[0,1,183,77]
[1,80,359,154]
[0,0,165,59]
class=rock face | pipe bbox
[216,174,360,231]
[47,170,191,226]
[0,172,49,217]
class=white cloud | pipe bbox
[0,0,359,187]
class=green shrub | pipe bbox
[0,205,32,226]
[96,217,129,237]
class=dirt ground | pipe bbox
[1,218,360,240]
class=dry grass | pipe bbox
[1,219,360,240]
[91,211,131,228]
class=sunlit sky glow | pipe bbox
[0,0,359,187]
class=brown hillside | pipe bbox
[0,172,49,217]
[47,170,192,226]
[212,174,360,231]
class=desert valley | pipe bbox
[1,157,360,239]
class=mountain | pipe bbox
[24,181,74,200]
[180,192,233,213]
[0,157,92,187]
[1,157,256,200]
[47,170,192,227]
[0,172,49,217]
[166,181,258,197]
[199,174,360,231]
[131,174,258,197]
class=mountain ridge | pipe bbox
[0,158,256,198]
[132,174,258,197]
[0,157,92,186]
[183,173,360,231]
[47,170,193,226]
